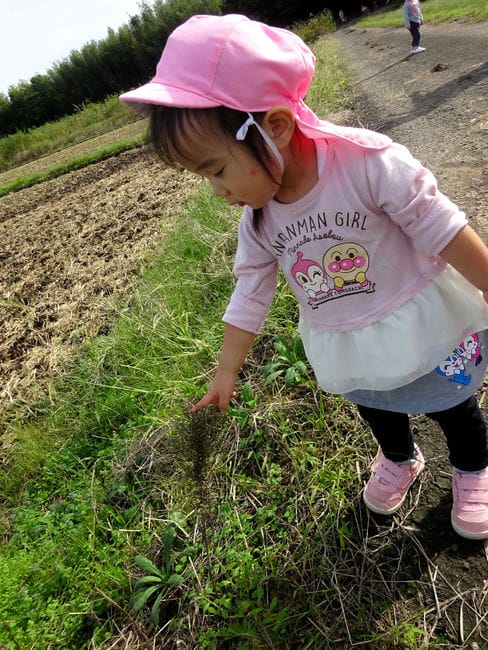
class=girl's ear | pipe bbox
[262,106,296,149]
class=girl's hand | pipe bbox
[191,369,237,414]
[191,323,255,414]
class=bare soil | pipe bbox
[0,19,487,648]
[335,20,488,647]
[0,145,200,410]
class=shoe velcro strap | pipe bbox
[459,489,488,503]
[457,476,488,489]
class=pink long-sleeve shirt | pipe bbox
[223,137,467,334]
[404,0,423,26]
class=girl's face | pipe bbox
[171,128,281,209]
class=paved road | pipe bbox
[335,21,488,239]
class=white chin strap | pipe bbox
[235,112,285,173]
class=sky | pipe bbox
[0,0,145,95]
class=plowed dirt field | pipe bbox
[1,145,200,405]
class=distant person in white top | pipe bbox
[404,0,425,54]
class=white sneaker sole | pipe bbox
[451,515,488,540]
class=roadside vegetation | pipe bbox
[359,0,488,27]
[0,96,141,172]
[1,6,487,649]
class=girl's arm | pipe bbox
[439,224,488,302]
[191,323,256,413]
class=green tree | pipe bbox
[222,0,327,25]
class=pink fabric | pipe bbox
[121,14,313,112]
[223,137,467,334]
[404,0,423,26]
[119,14,390,151]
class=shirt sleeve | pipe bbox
[364,142,467,257]
[403,4,410,26]
[222,208,278,333]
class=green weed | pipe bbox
[228,381,258,428]
[132,524,195,626]
[292,9,336,43]
[262,332,310,388]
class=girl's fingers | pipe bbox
[190,390,237,413]
[190,394,217,413]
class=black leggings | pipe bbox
[357,395,488,472]
[409,20,421,48]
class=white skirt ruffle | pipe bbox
[300,265,488,394]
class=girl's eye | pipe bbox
[214,167,225,177]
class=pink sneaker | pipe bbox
[363,446,425,515]
[451,467,488,540]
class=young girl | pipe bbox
[120,14,488,540]
[404,0,425,54]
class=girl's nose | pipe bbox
[209,177,228,197]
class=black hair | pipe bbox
[149,105,280,231]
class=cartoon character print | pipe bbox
[435,333,483,386]
[460,333,483,363]
[322,242,370,291]
[291,252,331,301]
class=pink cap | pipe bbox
[120,13,390,150]
[120,14,314,115]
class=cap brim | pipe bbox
[119,81,219,116]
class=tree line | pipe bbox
[0,0,350,137]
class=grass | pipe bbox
[0,138,141,197]
[0,96,145,197]
[1,10,487,649]
[305,35,352,117]
[359,0,488,27]
[0,95,140,172]
[0,187,379,648]
[2,184,432,647]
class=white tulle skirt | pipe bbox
[300,265,488,394]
